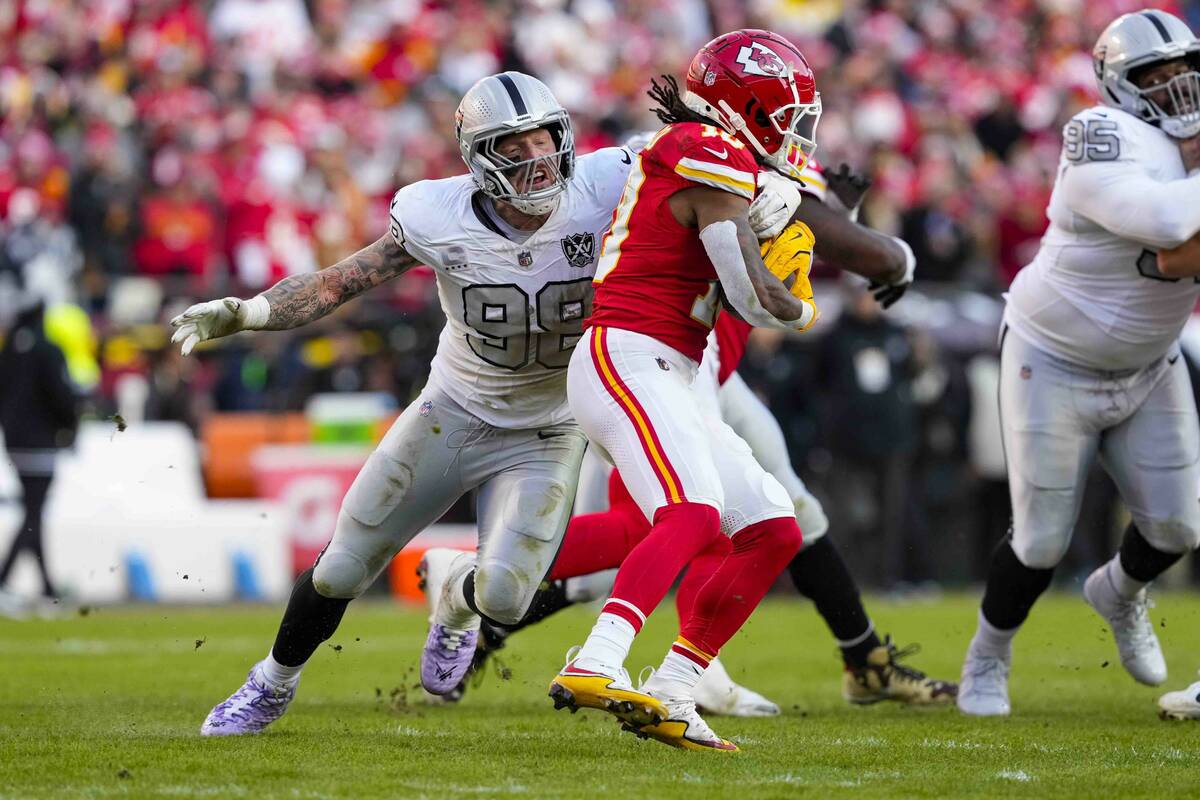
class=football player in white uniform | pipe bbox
[958,10,1200,717]
[173,72,638,735]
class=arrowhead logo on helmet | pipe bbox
[681,29,822,181]
[736,43,786,77]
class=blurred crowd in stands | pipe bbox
[4,0,1200,588]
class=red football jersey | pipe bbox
[714,314,752,385]
[588,122,759,363]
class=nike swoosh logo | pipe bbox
[1169,355,1180,365]
[702,146,729,160]
[620,149,632,165]
[537,431,563,440]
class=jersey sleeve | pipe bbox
[388,182,439,265]
[796,157,827,202]
[674,138,757,200]
[646,123,758,201]
[1058,109,1200,249]
[575,146,637,215]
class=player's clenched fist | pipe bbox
[169,296,269,355]
[748,170,802,241]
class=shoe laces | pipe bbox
[1113,594,1156,650]
[883,635,930,682]
[964,653,1008,694]
[438,628,471,653]
[220,676,289,721]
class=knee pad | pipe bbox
[794,486,830,547]
[1010,531,1070,570]
[311,511,395,599]
[1135,514,1200,555]
[311,548,372,599]
[472,560,535,626]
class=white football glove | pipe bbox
[749,170,803,241]
[169,296,270,356]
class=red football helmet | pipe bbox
[683,29,821,179]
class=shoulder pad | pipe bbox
[1062,106,1142,164]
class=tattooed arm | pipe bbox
[170,234,418,355]
[260,234,417,329]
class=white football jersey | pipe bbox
[1006,105,1200,371]
[390,147,634,429]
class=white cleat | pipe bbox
[1083,566,1167,686]
[1158,674,1200,720]
[692,657,780,717]
[957,647,1011,717]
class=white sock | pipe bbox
[438,564,481,630]
[259,653,303,687]
[646,648,707,696]
[969,609,1017,659]
[574,612,636,669]
[1105,556,1147,601]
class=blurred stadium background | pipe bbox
[4,0,1200,608]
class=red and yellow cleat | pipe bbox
[622,692,739,752]
[549,657,667,728]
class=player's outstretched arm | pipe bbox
[259,234,416,329]
[1064,160,1200,251]
[793,191,915,308]
[170,234,417,355]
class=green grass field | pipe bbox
[1,592,1198,799]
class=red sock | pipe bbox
[674,536,730,621]
[548,471,652,580]
[679,516,802,656]
[605,502,722,625]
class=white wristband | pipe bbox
[240,295,271,330]
[888,236,916,285]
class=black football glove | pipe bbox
[827,163,872,214]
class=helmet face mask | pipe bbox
[766,95,822,177]
[471,118,574,215]
[1129,56,1200,138]
[1094,10,1200,139]
[682,29,821,180]
[456,73,576,216]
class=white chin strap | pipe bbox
[509,194,561,216]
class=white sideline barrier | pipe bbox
[0,421,289,603]
[0,422,481,604]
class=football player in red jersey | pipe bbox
[546,30,824,752]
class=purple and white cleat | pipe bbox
[200,662,296,736]
[421,624,480,695]
[417,549,480,695]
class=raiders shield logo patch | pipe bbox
[560,232,596,268]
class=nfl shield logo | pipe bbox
[560,232,596,268]
[518,250,534,267]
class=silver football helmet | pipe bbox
[455,72,575,215]
[1093,10,1200,139]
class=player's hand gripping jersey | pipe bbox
[589,122,761,363]
[390,147,633,428]
[1005,105,1200,371]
